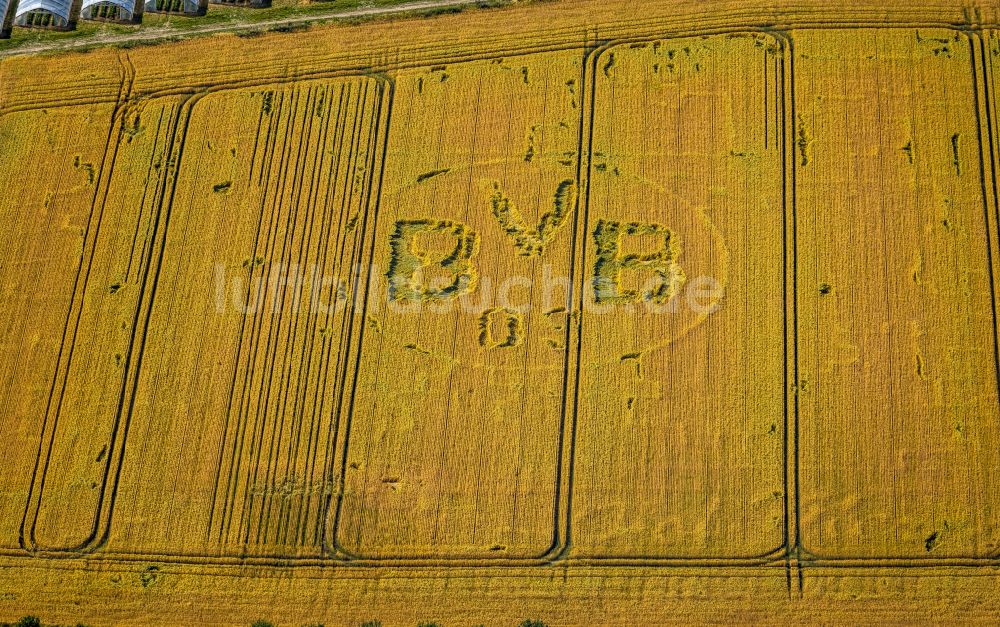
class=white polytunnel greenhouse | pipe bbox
[145,0,201,14]
[0,0,12,37]
[210,0,270,7]
[15,0,75,28]
[82,0,140,22]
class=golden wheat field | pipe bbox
[2,0,1000,623]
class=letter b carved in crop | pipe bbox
[592,219,685,304]
[386,219,480,301]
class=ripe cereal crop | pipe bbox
[1,0,1000,623]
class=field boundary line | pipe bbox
[554,29,793,570]
[792,27,1000,569]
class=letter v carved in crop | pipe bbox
[489,178,576,256]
